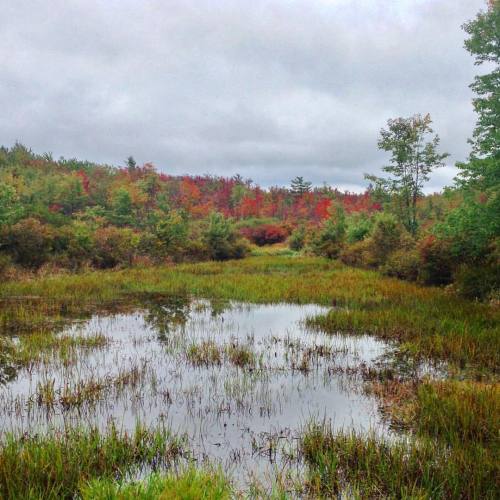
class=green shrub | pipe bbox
[50,223,95,269]
[155,210,189,261]
[288,225,306,251]
[418,235,454,285]
[92,226,139,268]
[339,239,376,267]
[0,253,14,279]
[203,212,248,261]
[0,181,23,226]
[382,249,420,281]
[453,263,500,300]
[369,213,402,265]
[311,205,346,259]
[2,218,55,268]
[346,214,373,243]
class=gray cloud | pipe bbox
[0,0,485,191]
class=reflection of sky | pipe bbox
[1,0,485,191]
[0,300,392,485]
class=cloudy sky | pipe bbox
[1,0,486,191]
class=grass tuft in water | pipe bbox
[186,340,222,367]
[225,343,255,368]
[0,423,186,499]
[80,467,232,499]
[302,377,500,499]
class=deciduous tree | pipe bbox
[366,114,448,235]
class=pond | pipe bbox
[0,298,392,486]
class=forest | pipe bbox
[0,106,497,300]
[0,1,498,300]
[1,2,498,300]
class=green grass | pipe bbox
[414,380,499,446]
[80,467,232,499]
[249,242,298,257]
[0,256,497,371]
[0,255,498,497]
[0,423,186,500]
[301,425,498,499]
[0,331,108,374]
[301,378,500,499]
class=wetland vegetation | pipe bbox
[0,256,498,498]
[0,1,498,497]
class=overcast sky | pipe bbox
[0,0,486,191]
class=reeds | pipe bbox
[301,424,498,499]
[186,340,222,366]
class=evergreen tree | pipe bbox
[461,0,500,164]
[125,156,137,172]
[290,176,312,196]
[110,188,133,226]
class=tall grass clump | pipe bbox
[415,380,499,446]
[0,423,186,499]
[186,341,222,366]
[80,467,232,499]
[301,423,498,499]
[225,343,255,368]
[302,378,499,499]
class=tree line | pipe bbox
[0,1,498,300]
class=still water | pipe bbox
[0,298,391,485]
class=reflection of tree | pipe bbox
[0,338,18,384]
[143,295,191,342]
[207,298,232,318]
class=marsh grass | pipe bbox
[186,340,222,366]
[186,340,257,369]
[367,379,499,444]
[34,365,147,410]
[0,423,186,499]
[302,425,498,499]
[0,256,498,496]
[225,343,255,368]
[302,378,500,499]
[0,331,109,383]
[1,256,496,371]
[18,332,108,365]
[80,467,232,499]
[415,380,499,445]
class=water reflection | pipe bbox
[0,298,392,485]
